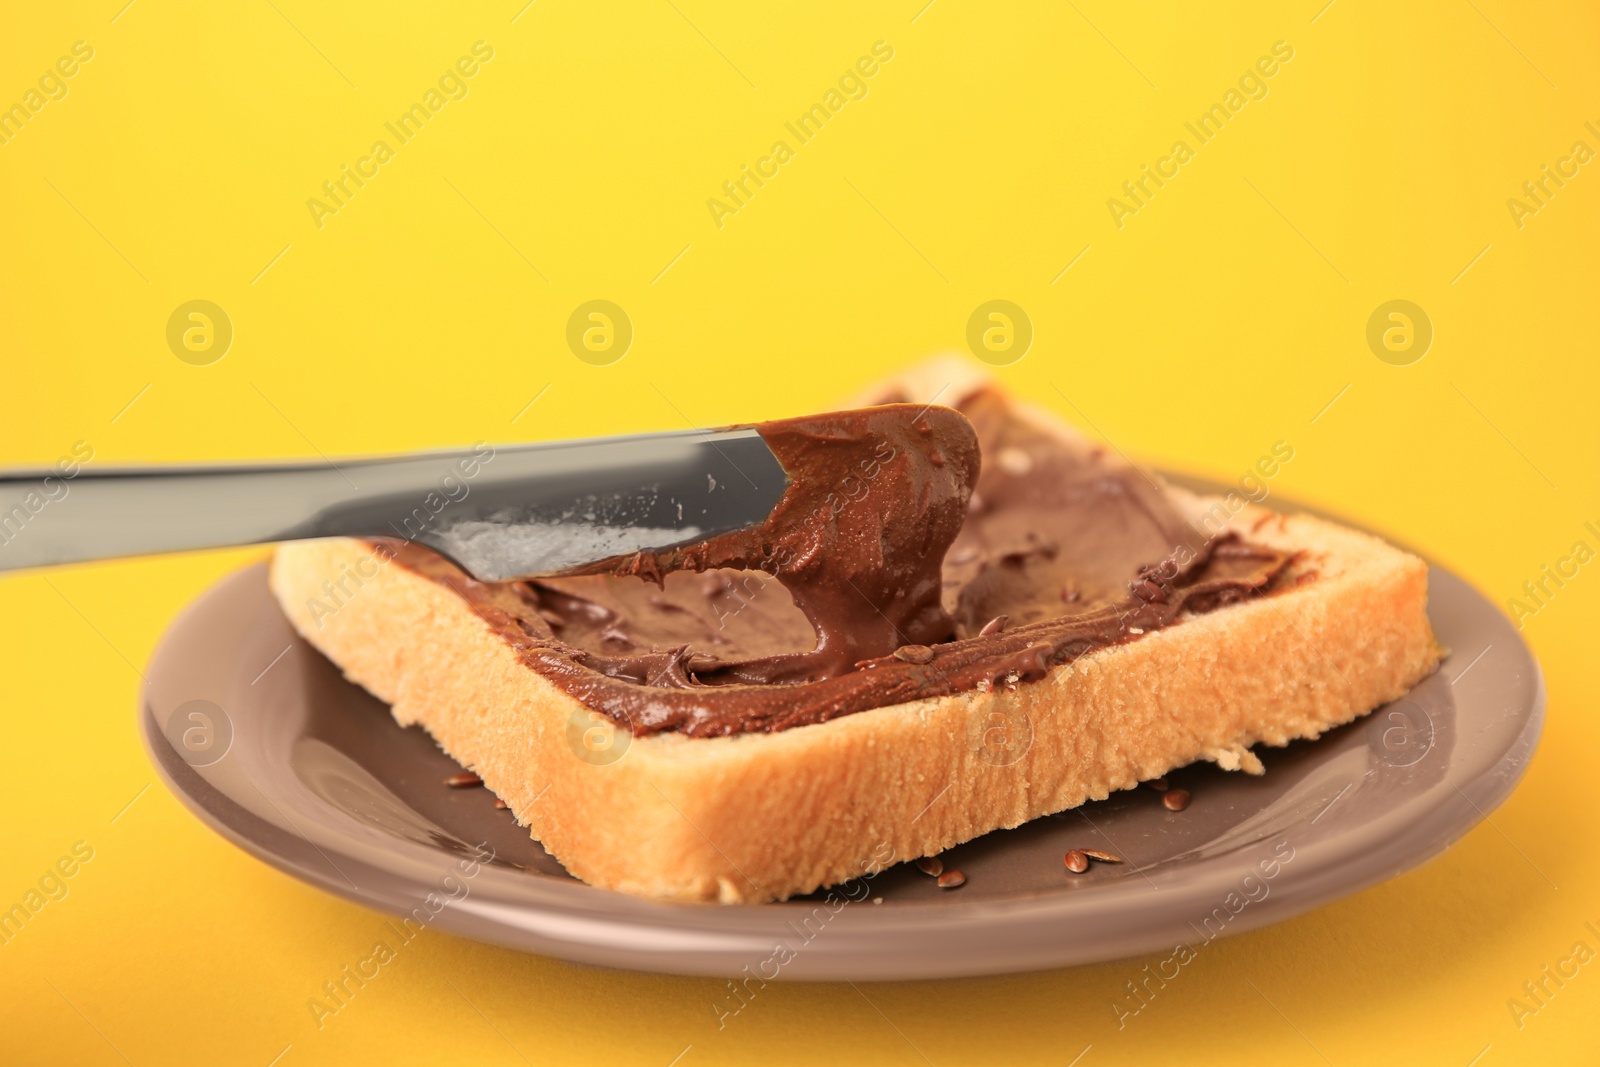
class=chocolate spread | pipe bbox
[378,388,1292,737]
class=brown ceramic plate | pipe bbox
[140,481,1543,980]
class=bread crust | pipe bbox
[269,498,1441,902]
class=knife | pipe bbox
[0,429,789,582]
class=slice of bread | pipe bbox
[268,367,1442,903]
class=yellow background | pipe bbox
[2,1,1596,1063]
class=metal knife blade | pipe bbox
[0,428,790,582]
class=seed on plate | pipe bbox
[1064,849,1089,873]
[979,614,1009,637]
[493,797,510,809]
[893,644,936,664]
[915,856,944,877]
[1163,789,1191,812]
[1061,581,1081,603]
[1144,777,1170,792]
[936,870,967,889]
[445,772,482,788]
[1081,849,1123,864]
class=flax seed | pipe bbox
[493,797,510,809]
[1144,777,1170,792]
[936,870,966,889]
[1081,849,1123,864]
[444,772,482,788]
[915,856,944,877]
[1064,849,1089,873]
[1131,579,1168,604]
[893,644,936,665]
[979,614,1009,637]
[1163,789,1191,812]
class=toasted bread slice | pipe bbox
[268,369,1442,902]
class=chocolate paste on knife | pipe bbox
[377,390,1293,737]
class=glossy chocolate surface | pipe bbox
[382,390,1291,737]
